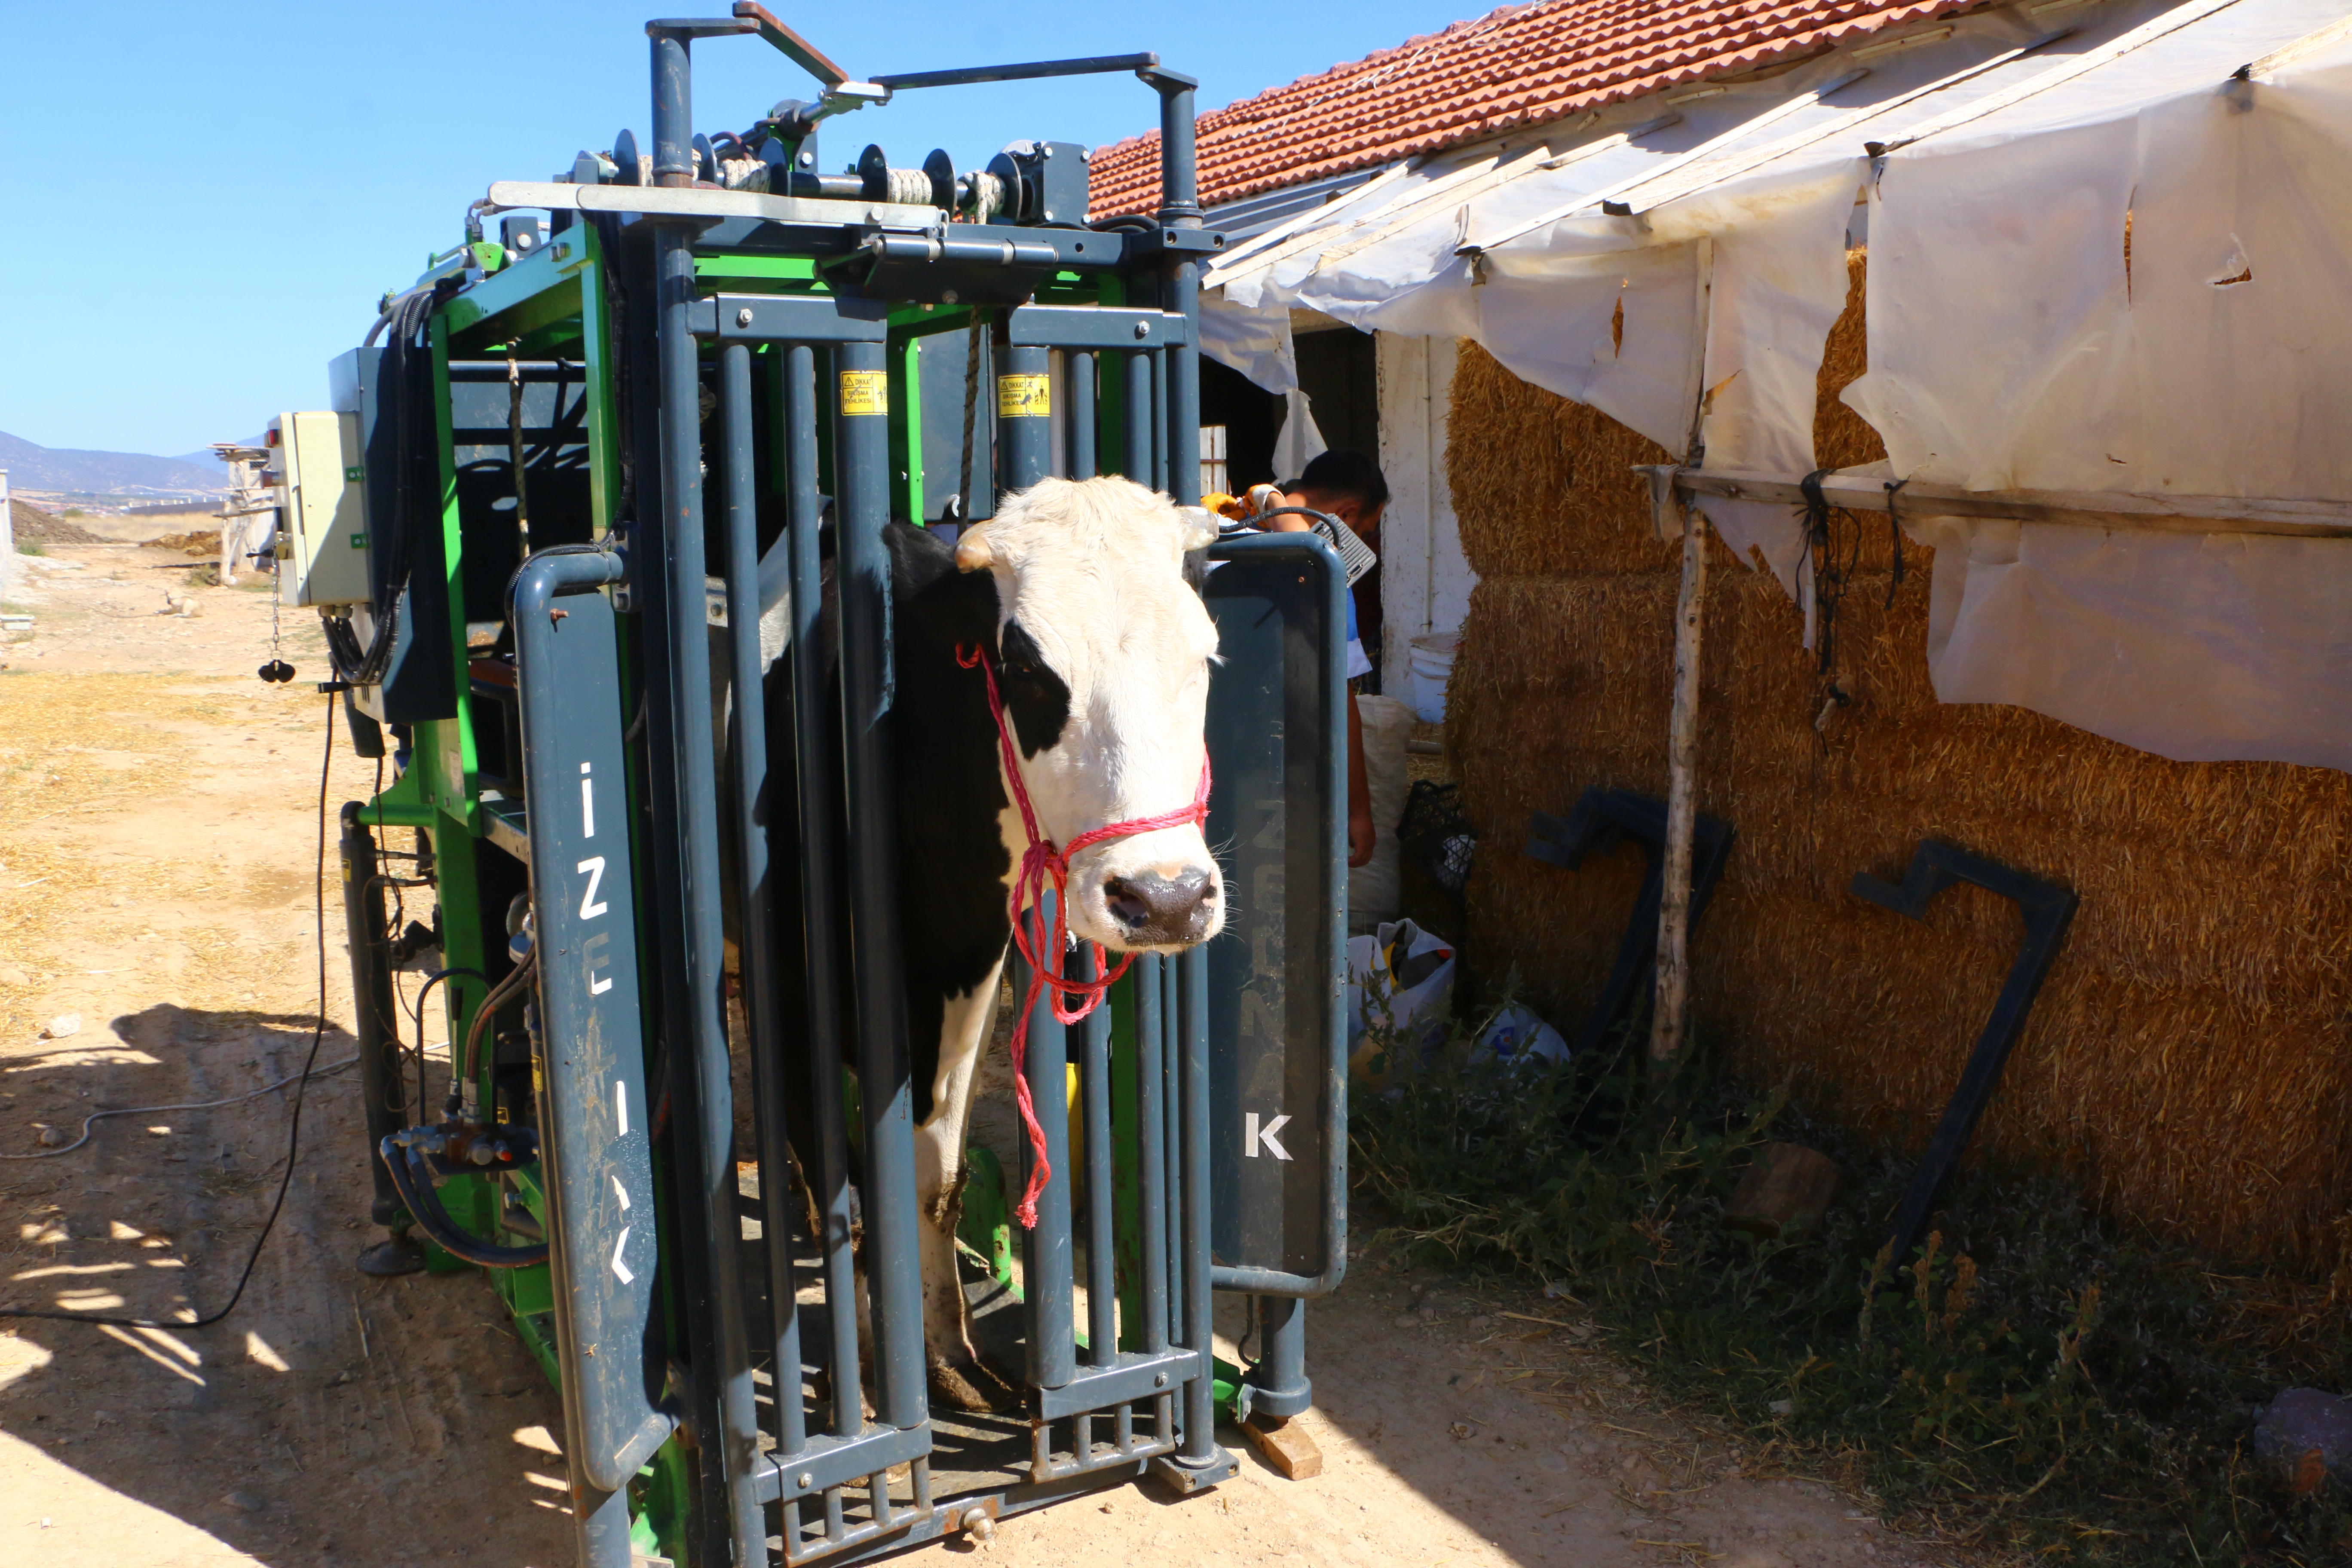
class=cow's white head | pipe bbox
[954,476,1224,953]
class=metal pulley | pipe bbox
[977,140,1089,226]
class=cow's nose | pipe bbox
[1102,869,1216,946]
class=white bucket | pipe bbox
[1408,633,1460,723]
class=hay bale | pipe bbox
[1446,289,2352,1268]
[1813,249,1884,472]
[1446,340,1676,579]
[146,528,223,557]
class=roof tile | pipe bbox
[1091,0,1986,215]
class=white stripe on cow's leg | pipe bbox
[914,955,1015,1412]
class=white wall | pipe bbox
[1374,334,1476,698]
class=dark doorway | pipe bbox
[1295,325,1383,685]
[1199,355,1285,496]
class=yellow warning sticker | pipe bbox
[997,374,1051,419]
[839,370,888,416]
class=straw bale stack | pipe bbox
[1444,253,2352,1267]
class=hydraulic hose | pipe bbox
[378,1136,549,1269]
[451,946,537,1115]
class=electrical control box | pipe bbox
[269,410,372,608]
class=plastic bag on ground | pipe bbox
[1474,1004,1569,1071]
[1346,918,1456,1088]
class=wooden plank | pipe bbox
[1623,27,2078,218]
[1314,115,1676,269]
[1465,69,1867,254]
[1675,467,2352,539]
[1243,1415,1324,1480]
[1878,0,2250,153]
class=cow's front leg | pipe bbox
[913,956,1018,1412]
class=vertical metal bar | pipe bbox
[1067,351,1096,479]
[1161,955,1184,1351]
[834,335,929,1433]
[1177,946,1217,1464]
[1159,76,1221,1458]
[1150,349,1169,494]
[998,341,1051,494]
[1136,955,1169,1354]
[1121,352,1153,485]
[722,343,806,1459]
[1247,1296,1311,1418]
[575,1478,637,1568]
[780,345,862,1436]
[650,31,765,1567]
[967,321,995,521]
[1081,948,1118,1366]
[781,343,864,1436]
[1020,907,1077,1390]
[339,806,407,1231]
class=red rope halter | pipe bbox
[958,641,1211,1228]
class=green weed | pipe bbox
[1351,1019,2352,1564]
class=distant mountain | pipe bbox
[0,429,229,496]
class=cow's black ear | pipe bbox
[889,521,998,648]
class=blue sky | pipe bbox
[0,1,1473,459]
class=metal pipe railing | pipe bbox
[781,341,867,1442]
[834,334,931,1433]
[1080,947,1119,1367]
[1136,953,1170,1354]
[1020,916,1078,1391]
[720,343,809,1460]
[649,28,766,1564]
[1068,351,1097,480]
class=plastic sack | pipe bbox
[1474,1004,1569,1072]
[1347,695,1415,930]
[1346,919,1456,1088]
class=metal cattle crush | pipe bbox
[297,10,1348,1565]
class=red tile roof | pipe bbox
[1090,0,1986,217]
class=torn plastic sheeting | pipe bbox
[1847,9,2352,497]
[1831,0,2352,766]
[1198,291,1300,394]
[1911,513,2352,771]
[1271,388,1328,481]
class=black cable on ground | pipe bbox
[0,694,340,1329]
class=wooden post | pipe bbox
[1651,489,1709,1074]
[1652,234,1716,1083]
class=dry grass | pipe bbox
[1444,250,2352,1268]
[0,671,337,1040]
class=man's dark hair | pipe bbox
[1297,448,1390,514]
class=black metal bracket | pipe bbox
[1850,841,2077,1265]
[1524,788,1734,1059]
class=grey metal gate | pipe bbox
[473,14,1347,1566]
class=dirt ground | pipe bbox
[0,538,1959,1568]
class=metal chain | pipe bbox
[957,309,986,520]
[508,355,531,560]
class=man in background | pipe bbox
[1265,450,1387,868]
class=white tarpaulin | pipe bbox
[1193,0,2352,770]
[1840,0,2352,765]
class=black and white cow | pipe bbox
[768,475,1224,1411]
